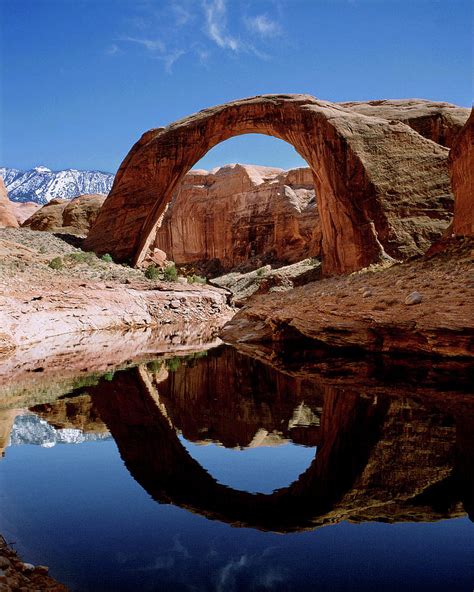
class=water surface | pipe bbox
[0,344,472,591]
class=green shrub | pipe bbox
[146,359,163,373]
[166,356,181,372]
[48,257,63,270]
[188,274,206,284]
[68,251,96,265]
[256,267,266,277]
[163,263,178,282]
[145,264,160,280]
[101,253,113,263]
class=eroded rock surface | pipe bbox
[84,94,455,275]
[221,237,474,357]
[450,108,474,237]
[154,164,320,273]
[340,99,470,147]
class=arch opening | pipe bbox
[152,133,320,275]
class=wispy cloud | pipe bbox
[119,35,166,53]
[203,0,240,51]
[106,0,284,72]
[245,14,281,37]
[172,3,193,26]
[105,43,120,56]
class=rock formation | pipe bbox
[12,201,40,224]
[449,108,474,236]
[153,164,320,273]
[0,177,19,228]
[340,99,469,148]
[84,94,455,275]
[22,193,106,234]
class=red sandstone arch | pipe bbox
[84,94,451,275]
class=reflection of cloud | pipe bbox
[203,0,240,51]
[216,549,287,592]
[171,534,190,558]
[245,14,281,37]
[217,554,248,592]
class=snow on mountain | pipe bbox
[9,414,111,447]
[0,165,115,204]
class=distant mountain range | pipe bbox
[0,165,115,204]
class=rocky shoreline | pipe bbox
[0,535,67,591]
[0,228,233,354]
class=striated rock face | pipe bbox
[340,99,470,148]
[0,177,19,228]
[449,108,474,237]
[84,94,454,276]
[153,164,320,273]
[23,193,106,234]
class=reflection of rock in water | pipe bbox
[26,345,473,532]
[9,414,110,447]
[0,408,20,457]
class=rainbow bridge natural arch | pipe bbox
[84,94,451,275]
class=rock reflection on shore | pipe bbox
[2,343,472,533]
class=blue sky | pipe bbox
[1,0,472,173]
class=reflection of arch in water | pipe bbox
[89,366,462,532]
[84,95,450,275]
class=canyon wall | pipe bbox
[153,164,320,273]
[450,108,474,237]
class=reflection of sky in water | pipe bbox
[0,433,473,592]
[179,435,316,494]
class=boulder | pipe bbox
[23,193,106,235]
[450,108,474,237]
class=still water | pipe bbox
[0,344,473,591]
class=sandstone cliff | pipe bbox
[449,108,474,237]
[0,177,19,228]
[153,164,320,274]
[22,193,106,235]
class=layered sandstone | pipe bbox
[449,108,474,236]
[340,99,470,147]
[84,94,455,275]
[23,193,106,235]
[153,164,320,273]
[0,177,19,228]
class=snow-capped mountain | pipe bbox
[9,414,111,447]
[0,165,115,204]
